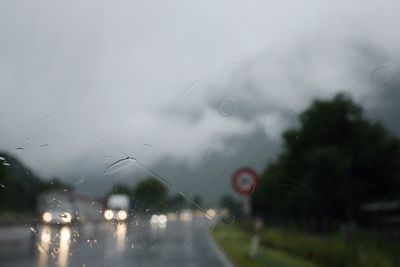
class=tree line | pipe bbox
[252,93,400,228]
[108,179,202,213]
[0,153,68,214]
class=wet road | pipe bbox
[0,217,229,267]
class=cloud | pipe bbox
[1,0,400,202]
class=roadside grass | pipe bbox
[212,224,319,267]
[0,212,35,224]
[212,224,400,267]
[259,227,400,267]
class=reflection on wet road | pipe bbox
[38,225,51,267]
[0,217,225,267]
[115,223,127,253]
[58,227,71,267]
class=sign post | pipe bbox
[249,217,264,258]
[231,167,260,216]
[232,167,262,258]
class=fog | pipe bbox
[1,0,400,201]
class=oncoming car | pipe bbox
[41,209,73,225]
[38,191,74,225]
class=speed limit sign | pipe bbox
[232,167,260,196]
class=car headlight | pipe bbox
[104,209,114,220]
[206,209,216,219]
[42,212,52,223]
[117,210,128,221]
[60,212,72,223]
[180,212,193,222]
[158,214,167,224]
[150,214,159,224]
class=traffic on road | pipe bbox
[0,211,225,267]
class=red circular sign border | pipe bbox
[232,167,260,196]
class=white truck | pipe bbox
[103,194,130,222]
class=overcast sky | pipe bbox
[1,0,400,203]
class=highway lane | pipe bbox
[0,216,228,267]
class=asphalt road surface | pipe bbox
[0,216,230,267]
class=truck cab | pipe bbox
[104,194,130,222]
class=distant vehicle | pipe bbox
[180,209,193,222]
[104,194,130,222]
[37,191,104,224]
[37,191,74,225]
[150,214,168,225]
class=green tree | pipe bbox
[167,193,187,211]
[0,152,69,214]
[132,178,167,212]
[252,93,400,224]
[109,183,132,196]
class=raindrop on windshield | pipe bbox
[209,223,217,232]
[0,183,6,188]
[40,144,49,148]
[371,66,391,91]
[15,147,23,151]
[250,184,257,194]
[222,148,231,159]
[73,176,85,185]
[0,157,6,161]
[222,62,244,85]
[104,155,113,163]
[141,144,151,149]
[180,81,199,99]
[222,215,235,225]
[205,148,214,160]
[37,114,52,124]
[103,157,137,175]
[218,97,237,117]
[178,190,188,198]
[139,144,152,156]
[2,162,10,166]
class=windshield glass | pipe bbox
[1,1,400,267]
